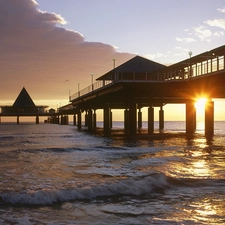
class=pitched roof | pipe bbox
[13,87,36,107]
[97,55,167,80]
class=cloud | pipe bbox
[145,53,165,60]
[175,37,196,43]
[205,19,225,30]
[0,0,134,105]
[214,31,224,36]
[193,26,212,41]
[175,7,225,45]
[217,7,225,13]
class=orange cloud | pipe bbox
[0,0,134,105]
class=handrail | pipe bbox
[70,55,225,102]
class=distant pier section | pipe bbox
[0,87,59,124]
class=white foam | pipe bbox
[1,173,170,205]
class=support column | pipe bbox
[73,114,76,125]
[193,107,196,130]
[129,102,137,135]
[56,116,60,124]
[205,100,214,137]
[77,111,82,129]
[60,115,63,125]
[104,104,111,134]
[159,106,164,130]
[88,109,93,131]
[138,108,142,129]
[36,116,39,124]
[124,109,129,133]
[148,106,154,134]
[93,110,97,129]
[0,116,1,124]
[186,101,195,134]
[65,115,69,125]
[110,111,113,128]
[85,111,88,127]
[17,116,19,124]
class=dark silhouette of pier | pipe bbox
[59,45,225,137]
[0,87,59,124]
[1,45,225,138]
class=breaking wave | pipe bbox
[0,173,169,205]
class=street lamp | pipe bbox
[188,51,193,78]
[113,58,116,69]
[78,83,80,97]
[91,73,94,91]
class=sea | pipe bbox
[0,121,225,225]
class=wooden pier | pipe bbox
[58,45,225,137]
[2,46,225,138]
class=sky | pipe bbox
[0,0,225,120]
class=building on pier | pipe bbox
[1,87,48,114]
[0,87,49,124]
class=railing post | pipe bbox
[207,58,209,74]
[217,56,219,71]
[224,55,225,70]
[201,61,203,75]
[211,57,213,72]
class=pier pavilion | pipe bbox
[0,87,51,124]
[60,45,225,136]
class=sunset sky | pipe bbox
[1,0,225,120]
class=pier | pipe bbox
[1,45,225,138]
[0,87,60,124]
[59,45,225,137]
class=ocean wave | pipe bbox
[0,173,170,205]
[0,135,15,141]
[168,176,225,188]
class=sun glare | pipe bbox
[195,98,207,111]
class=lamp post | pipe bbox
[113,58,116,69]
[91,73,94,91]
[78,83,80,97]
[113,58,116,82]
[188,51,193,78]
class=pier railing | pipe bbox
[70,55,225,102]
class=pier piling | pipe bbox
[186,101,196,134]
[148,106,154,134]
[159,106,164,130]
[205,100,214,137]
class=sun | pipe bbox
[195,98,207,111]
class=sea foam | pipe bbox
[1,173,170,205]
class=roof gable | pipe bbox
[13,87,36,107]
[97,56,167,80]
[114,55,166,73]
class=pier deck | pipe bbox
[58,45,225,137]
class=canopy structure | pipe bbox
[97,55,167,81]
[0,87,48,114]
